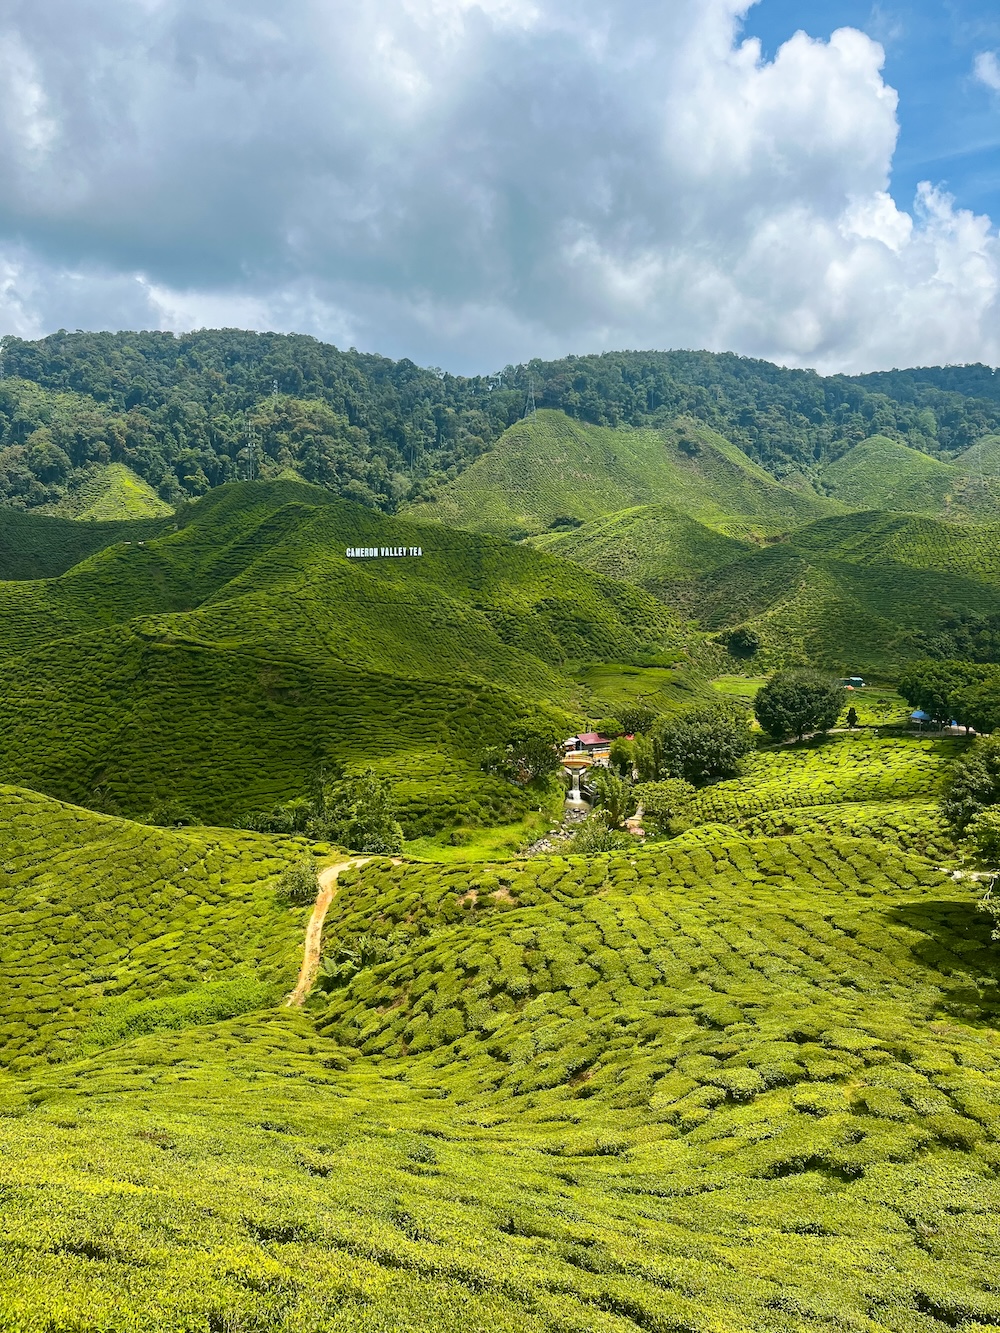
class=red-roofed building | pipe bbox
[564,732,612,757]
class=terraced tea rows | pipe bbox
[0,785,319,1069]
[0,482,693,831]
[682,734,956,826]
[3,793,999,1331]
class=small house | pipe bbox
[563,733,612,758]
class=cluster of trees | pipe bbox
[899,660,1000,734]
[238,767,403,854]
[919,611,1000,666]
[2,330,999,511]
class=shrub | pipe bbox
[568,813,632,853]
[944,736,1000,830]
[278,860,320,905]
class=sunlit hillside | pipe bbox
[406,410,839,540]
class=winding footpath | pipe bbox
[285,857,371,1007]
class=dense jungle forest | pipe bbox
[2,329,1000,511]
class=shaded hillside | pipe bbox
[692,512,1000,673]
[820,434,1000,520]
[3,747,1000,1330]
[0,506,171,581]
[407,410,838,540]
[0,481,690,831]
[531,501,751,594]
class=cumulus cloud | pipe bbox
[0,0,995,372]
[974,51,1000,93]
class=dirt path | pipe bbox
[285,858,370,1007]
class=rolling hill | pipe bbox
[45,461,174,521]
[820,434,1000,521]
[0,480,695,833]
[534,501,1000,676]
[691,511,1000,673]
[406,410,839,540]
[2,736,1000,1330]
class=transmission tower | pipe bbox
[524,372,537,420]
[272,379,279,401]
[0,335,7,381]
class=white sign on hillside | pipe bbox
[346,546,424,558]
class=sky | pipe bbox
[0,0,998,374]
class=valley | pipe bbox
[2,336,1000,1332]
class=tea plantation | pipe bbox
[3,731,1000,1331]
[406,410,838,540]
[0,481,694,831]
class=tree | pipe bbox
[311,768,403,854]
[635,778,695,835]
[952,678,1000,735]
[481,727,561,786]
[653,705,755,786]
[725,627,761,659]
[618,703,656,735]
[846,706,858,730]
[754,671,845,742]
[944,736,1000,831]
[608,737,635,778]
[592,769,635,830]
[569,812,633,853]
[968,809,1000,865]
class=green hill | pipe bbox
[3,743,1000,1330]
[0,480,693,833]
[530,502,751,598]
[821,435,1000,521]
[4,332,1000,516]
[407,410,839,540]
[690,511,1000,673]
[47,461,174,520]
[0,505,171,580]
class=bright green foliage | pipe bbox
[898,659,983,724]
[684,733,955,826]
[654,703,756,786]
[567,811,634,852]
[278,860,321,905]
[820,434,1000,521]
[2,739,1000,1329]
[968,809,1000,864]
[590,768,635,829]
[411,412,837,540]
[953,676,1000,735]
[755,670,846,740]
[313,768,404,854]
[0,481,691,834]
[0,784,316,1070]
[634,778,695,833]
[47,462,174,521]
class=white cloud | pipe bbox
[974,51,1000,93]
[0,1,994,372]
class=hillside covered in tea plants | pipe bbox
[0,479,696,834]
[2,723,1000,1331]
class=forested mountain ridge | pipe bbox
[1,328,999,514]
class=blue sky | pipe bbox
[746,1,1000,218]
[0,0,996,374]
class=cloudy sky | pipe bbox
[0,0,998,373]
